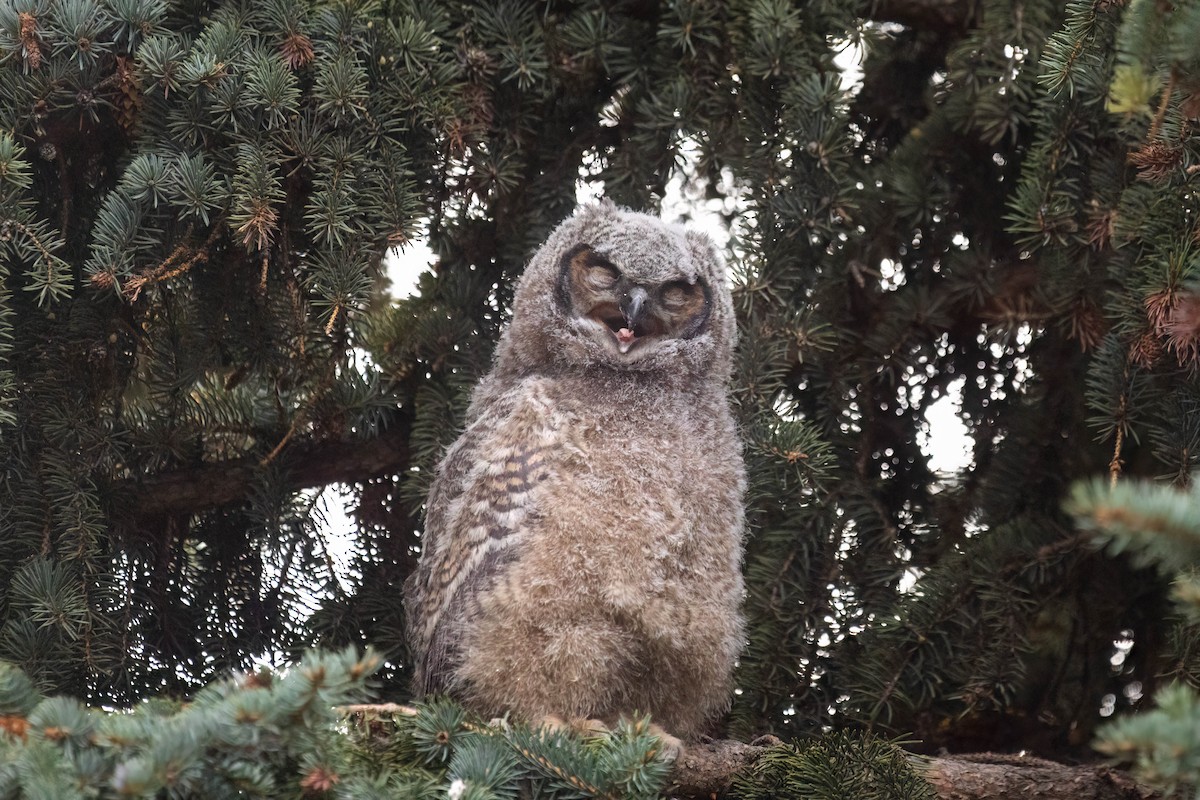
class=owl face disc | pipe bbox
[557,244,711,359]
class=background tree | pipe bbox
[0,0,1197,768]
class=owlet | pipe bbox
[404,201,745,739]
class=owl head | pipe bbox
[493,202,736,381]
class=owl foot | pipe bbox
[532,714,610,737]
[531,715,684,761]
[646,723,685,762]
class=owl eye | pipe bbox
[586,263,620,290]
[660,281,697,309]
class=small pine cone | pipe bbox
[463,82,494,130]
[460,45,494,80]
[1129,330,1164,369]
[113,56,143,136]
[1085,204,1117,250]
[1164,291,1200,365]
[281,32,315,69]
[1129,141,1183,184]
[18,12,41,70]
[89,270,116,292]
[236,201,278,252]
[238,670,273,690]
[1067,298,1106,351]
[299,766,339,794]
[1145,289,1176,334]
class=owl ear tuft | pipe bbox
[574,198,620,224]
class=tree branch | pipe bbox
[923,752,1161,800]
[666,738,766,798]
[337,705,1161,799]
[666,741,1161,800]
[115,417,411,521]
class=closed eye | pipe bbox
[661,280,697,309]
[587,263,620,290]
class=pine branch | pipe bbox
[924,753,1162,800]
[115,417,411,522]
[677,742,1160,800]
[329,704,1161,799]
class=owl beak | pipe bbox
[621,287,649,329]
[613,287,650,354]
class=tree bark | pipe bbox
[923,753,1160,800]
[665,738,766,798]
[665,740,1162,800]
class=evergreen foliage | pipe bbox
[0,650,646,799]
[0,647,936,799]
[0,648,383,798]
[730,731,935,800]
[0,0,1198,773]
[1071,477,1200,798]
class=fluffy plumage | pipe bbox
[404,201,745,738]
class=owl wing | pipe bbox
[406,386,561,695]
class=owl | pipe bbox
[404,201,745,741]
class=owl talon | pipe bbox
[533,714,610,738]
[647,723,685,762]
[532,715,682,762]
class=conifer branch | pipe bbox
[260,357,340,467]
[924,753,1162,800]
[260,420,299,467]
[123,223,223,300]
[1109,360,1131,487]
[338,702,418,716]
[669,743,1164,800]
[1110,416,1125,488]
[1148,68,1178,142]
[117,419,411,522]
[2,218,58,269]
[330,705,1161,799]
[655,739,1163,800]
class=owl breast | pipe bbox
[437,375,744,737]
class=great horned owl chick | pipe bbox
[404,202,745,739]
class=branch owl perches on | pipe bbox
[404,202,745,742]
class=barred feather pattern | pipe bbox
[407,383,567,694]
